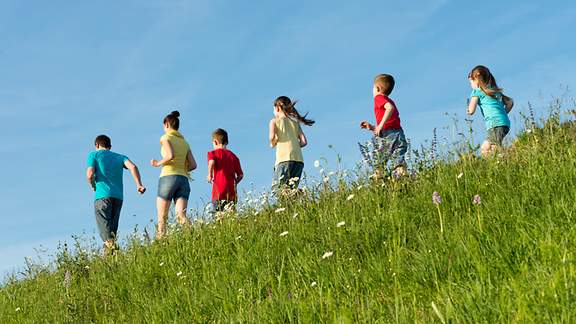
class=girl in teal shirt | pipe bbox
[467,65,514,156]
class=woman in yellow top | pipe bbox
[268,96,315,191]
[151,111,197,239]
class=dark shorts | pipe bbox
[94,197,123,242]
[157,175,190,201]
[487,126,509,146]
[375,128,408,169]
[272,161,304,190]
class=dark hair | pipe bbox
[468,65,503,98]
[212,128,229,145]
[94,135,111,149]
[163,110,180,130]
[374,74,395,95]
[273,96,315,126]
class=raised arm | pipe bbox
[86,167,96,191]
[151,138,174,167]
[124,159,146,194]
[269,118,278,147]
[467,96,479,115]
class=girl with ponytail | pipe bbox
[269,96,314,191]
[151,111,197,238]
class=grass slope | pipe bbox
[2,116,576,323]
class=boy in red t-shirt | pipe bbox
[360,74,408,175]
[207,128,243,212]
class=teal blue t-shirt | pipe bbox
[87,150,129,201]
[470,88,510,129]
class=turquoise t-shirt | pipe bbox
[87,150,129,201]
[470,88,510,129]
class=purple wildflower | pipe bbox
[432,191,442,205]
[473,194,481,205]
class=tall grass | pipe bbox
[1,100,576,322]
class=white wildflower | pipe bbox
[15,307,21,312]
[323,176,330,183]
[159,262,164,266]
[176,271,183,277]
[311,281,317,287]
[235,235,242,240]
[328,171,335,176]
[337,221,345,228]
[292,213,299,219]
[279,231,289,237]
[275,207,285,213]
[84,265,90,270]
[322,251,333,259]
[346,194,354,201]
[319,168,324,174]
[457,172,463,179]
[356,185,363,190]
[314,160,320,168]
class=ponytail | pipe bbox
[274,96,315,126]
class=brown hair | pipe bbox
[374,74,395,96]
[273,96,315,126]
[94,135,111,149]
[163,110,180,130]
[468,65,503,98]
[212,128,229,145]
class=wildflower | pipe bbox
[176,271,183,277]
[323,176,330,183]
[322,251,333,259]
[84,265,90,270]
[235,235,242,240]
[314,160,320,168]
[346,194,354,201]
[279,231,289,237]
[336,221,345,228]
[357,184,364,190]
[328,171,335,176]
[311,281,317,287]
[288,177,300,186]
[15,307,21,312]
[457,172,463,179]
[319,168,324,174]
[275,207,285,213]
[432,191,442,205]
[472,194,481,205]
[292,213,299,219]
[63,270,71,289]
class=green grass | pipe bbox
[2,110,576,322]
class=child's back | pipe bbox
[208,148,242,201]
[274,116,304,166]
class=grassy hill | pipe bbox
[2,107,576,322]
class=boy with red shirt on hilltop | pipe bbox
[207,128,243,212]
[360,74,408,175]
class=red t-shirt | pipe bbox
[374,94,401,131]
[207,148,243,201]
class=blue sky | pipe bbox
[1,0,575,277]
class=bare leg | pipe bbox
[174,198,190,227]
[480,140,493,157]
[156,197,171,239]
[103,239,115,257]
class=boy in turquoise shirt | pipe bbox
[86,135,146,255]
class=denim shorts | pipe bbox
[375,128,408,169]
[157,175,190,201]
[94,197,123,242]
[487,126,509,146]
[272,161,304,190]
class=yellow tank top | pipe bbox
[159,130,191,178]
[275,116,304,165]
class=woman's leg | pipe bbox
[174,198,190,226]
[156,197,171,239]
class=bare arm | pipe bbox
[269,118,278,147]
[186,150,197,171]
[298,127,307,147]
[207,159,214,183]
[503,95,514,113]
[467,96,479,115]
[124,160,146,194]
[374,102,396,136]
[86,167,96,191]
[151,139,174,167]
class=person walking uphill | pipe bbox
[151,111,197,239]
[86,135,146,256]
[269,96,314,192]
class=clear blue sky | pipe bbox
[1,0,575,277]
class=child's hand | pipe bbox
[137,186,146,194]
[206,175,213,183]
[151,159,160,167]
[360,120,369,129]
[373,125,382,136]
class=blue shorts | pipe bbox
[272,161,304,190]
[375,128,408,169]
[157,175,190,201]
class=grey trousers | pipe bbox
[94,197,123,242]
